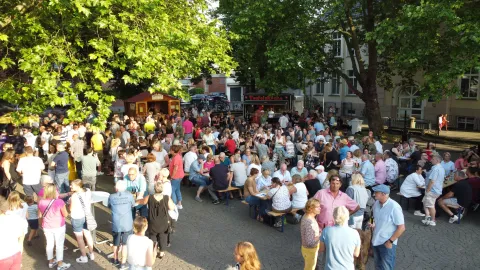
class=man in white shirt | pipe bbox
[268,109,275,118]
[230,155,248,187]
[16,146,45,196]
[23,127,37,152]
[183,145,198,173]
[278,113,289,130]
[399,165,426,216]
[273,163,292,183]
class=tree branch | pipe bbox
[336,70,364,99]
[0,0,44,31]
[343,0,367,84]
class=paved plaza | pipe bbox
[20,174,480,270]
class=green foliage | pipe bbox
[189,88,205,95]
[0,0,235,128]
[373,0,480,101]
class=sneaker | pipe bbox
[87,253,95,261]
[110,258,119,265]
[97,171,104,176]
[57,262,71,270]
[194,196,203,202]
[212,200,220,205]
[449,215,459,224]
[49,260,58,269]
[273,221,282,228]
[414,211,426,217]
[427,220,436,226]
[421,216,431,225]
[177,204,183,209]
[76,256,88,263]
[118,263,129,270]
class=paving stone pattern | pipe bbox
[21,176,480,270]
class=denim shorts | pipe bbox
[27,219,39,230]
[71,217,87,233]
[112,231,133,246]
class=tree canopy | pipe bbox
[218,0,480,133]
[0,0,235,127]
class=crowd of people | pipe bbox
[0,106,479,270]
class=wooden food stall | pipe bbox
[124,92,181,117]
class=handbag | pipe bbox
[162,195,174,234]
[78,191,98,231]
[40,199,56,227]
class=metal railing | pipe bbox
[382,117,432,130]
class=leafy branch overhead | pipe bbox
[0,0,236,127]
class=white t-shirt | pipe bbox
[6,202,28,219]
[23,132,37,150]
[268,110,275,118]
[70,189,92,219]
[17,156,45,185]
[127,234,153,269]
[400,173,425,198]
[230,162,248,186]
[0,214,27,260]
[183,152,198,173]
[279,116,289,129]
[315,135,326,143]
[273,170,292,183]
[152,149,168,167]
[317,172,328,186]
[162,181,172,197]
[292,183,308,209]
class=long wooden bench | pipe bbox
[267,208,304,232]
[217,186,241,206]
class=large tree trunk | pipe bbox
[363,87,384,136]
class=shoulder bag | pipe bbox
[78,191,98,231]
[40,199,56,227]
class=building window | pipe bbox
[346,70,358,95]
[331,74,341,95]
[315,74,325,95]
[397,86,424,119]
[332,32,342,57]
[460,68,478,99]
[457,116,475,130]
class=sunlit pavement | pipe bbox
[21,172,480,270]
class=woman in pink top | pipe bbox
[169,145,185,209]
[38,184,71,270]
[454,152,468,171]
[203,154,215,171]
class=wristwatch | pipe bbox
[387,239,394,244]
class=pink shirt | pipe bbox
[203,161,215,171]
[313,189,358,229]
[454,158,465,171]
[169,153,185,179]
[183,120,194,134]
[38,187,60,199]
[38,199,66,229]
[374,159,387,184]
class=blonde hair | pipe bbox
[292,174,302,184]
[305,198,320,215]
[125,154,136,164]
[351,174,365,186]
[111,138,121,148]
[251,155,260,165]
[333,206,349,226]
[43,184,57,200]
[71,179,84,191]
[235,242,261,270]
[133,216,148,233]
[7,191,24,210]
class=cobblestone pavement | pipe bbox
[21,176,480,270]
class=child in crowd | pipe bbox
[114,149,127,182]
[25,196,39,246]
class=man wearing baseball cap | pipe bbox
[370,184,405,270]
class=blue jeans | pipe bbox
[54,172,70,194]
[171,179,182,204]
[373,244,397,270]
[209,145,216,155]
[246,195,260,206]
[132,204,148,219]
[190,175,210,187]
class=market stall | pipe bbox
[242,93,294,121]
[124,92,181,117]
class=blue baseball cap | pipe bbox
[372,184,390,194]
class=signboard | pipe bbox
[243,95,290,101]
[152,94,164,100]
